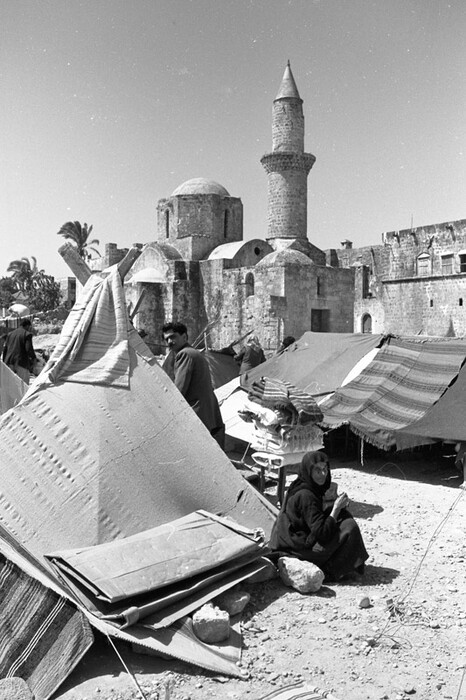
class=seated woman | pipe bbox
[270,450,368,581]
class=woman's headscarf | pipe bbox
[247,335,262,352]
[283,450,331,506]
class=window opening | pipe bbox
[417,253,430,277]
[245,272,254,297]
[441,254,454,275]
[362,313,372,334]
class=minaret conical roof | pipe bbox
[275,61,301,100]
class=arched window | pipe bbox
[245,272,254,297]
[362,313,372,334]
[224,210,229,239]
[165,210,170,238]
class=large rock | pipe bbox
[0,677,34,700]
[278,556,324,594]
[247,556,278,583]
[215,588,250,616]
[192,603,230,644]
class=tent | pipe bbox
[0,359,27,414]
[321,335,466,450]
[242,331,384,397]
[204,350,239,389]
[0,266,276,695]
[218,332,384,444]
[395,358,466,449]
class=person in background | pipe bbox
[162,321,225,449]
[270,450,369,582]
[235,335,266,374]
[277,335,296,355]
[2,319,37,385]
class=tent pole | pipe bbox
[59,243,141,286]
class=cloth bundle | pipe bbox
[247,377,323,423]
[238,377,324,454]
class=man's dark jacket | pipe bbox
[2,326,36,370]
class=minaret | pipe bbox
[260,62,316,248]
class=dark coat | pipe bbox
[2,326,36,370]
[173,343,224,432]
[270,487,339,552]
[270,451,368,578]
[235,345,266,374]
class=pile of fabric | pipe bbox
[238,377,324,454]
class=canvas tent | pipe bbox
[0,359,27,414]
[218,332,384,444]
[242,332,384,397]
[395,358,466,449]
[220,332,466,454]
[321,335,466,450]
[0,260,276,695]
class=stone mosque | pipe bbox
[100,63,466,352]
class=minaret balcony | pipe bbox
[261,151,316,174]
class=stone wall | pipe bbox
[329,219,466,336]
[382,275,466,336]
[105,243,129,267]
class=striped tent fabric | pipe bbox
[32,266,130,390]
[321,336,466,450]
[0,555,94,700]
[257,682,340,700]
[248,377,323,422]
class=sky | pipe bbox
[1,0,465,280]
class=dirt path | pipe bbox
[55,454,466,700]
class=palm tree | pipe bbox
[57,221,100,261]
[7,256,42,294]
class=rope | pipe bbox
[370,488,465,656]
[106,634,149,700]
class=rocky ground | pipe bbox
[54,449,466,700]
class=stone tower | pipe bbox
[261,62,316,250]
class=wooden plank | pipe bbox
[58,243,92,285]
[129,289,146,321]
[117,247,142,280]
[59,244,142,285]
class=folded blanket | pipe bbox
[248,377,323,423]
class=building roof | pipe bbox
[172,178,230,197]
[208,241,251,260]
[256,249,313,267]
[275,61,301,101]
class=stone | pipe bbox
[0,677,34,700]
[215,589,250,616]
[246,557,278,583]
[359,596,372,608]
[192,603,230,644]
[277,556,325,594]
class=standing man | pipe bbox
[162,322,225,449]
[2,318,37,385]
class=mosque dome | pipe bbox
[256,249,314,267]
[171,178,230,197]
